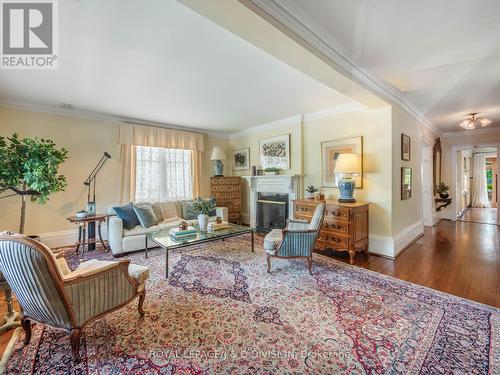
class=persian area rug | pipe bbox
[3,235,499,374]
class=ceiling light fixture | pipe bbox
[460,113,492,130]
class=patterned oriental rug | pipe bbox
[3,235,499,374]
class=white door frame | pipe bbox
[450,142,500,224]
[421,142,434,226]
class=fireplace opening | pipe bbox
[256,193,289,232]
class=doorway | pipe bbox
[456,147,497,225]
[422,144,434,226]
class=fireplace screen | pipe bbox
[256,193,289,232]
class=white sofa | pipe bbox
[107,201,228,256]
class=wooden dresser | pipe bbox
[293,199,369,264]
[211,177,241,223]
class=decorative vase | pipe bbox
[214,160,224,177]
[439,192,449,199]
[305,192,312,199]
[338,175,356,203]
[198,214,209,232]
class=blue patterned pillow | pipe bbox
[113,203,140,230]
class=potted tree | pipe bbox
[192,197,216,232]
[0,134,68,235]
[436,182,450,199]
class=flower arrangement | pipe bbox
[192,197,216,216]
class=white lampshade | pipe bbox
[334,153,361,174]
[210,146,226,161]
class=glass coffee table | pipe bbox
[145,224,254,279]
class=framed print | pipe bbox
[259,134,290,170]
[321,136,363,188]
[231,148,250,170]
[401,133,411,161]
[401,167,412,200]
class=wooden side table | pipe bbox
[66,214,108,258]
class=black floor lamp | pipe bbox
[83,152,110,250]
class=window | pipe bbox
[135,146,193,202]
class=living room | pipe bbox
[0,0,498,373]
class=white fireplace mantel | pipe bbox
[243,175,301,228]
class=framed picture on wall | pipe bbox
[401,134,411,161]
[401,167,412,200]
[259,134,290,170]
[231,148,250,170]
[321,136,363,188]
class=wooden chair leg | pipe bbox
[70,328,81,362]
[138,290,146,317]
[267,256,271,273]
[20,315,31,345]
[307,256,313,275]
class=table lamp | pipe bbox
[210,147,226,177]
[334,153,361,202]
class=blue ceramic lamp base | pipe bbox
[214,160,224,177]
[338,176,356,203]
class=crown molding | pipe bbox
[244,0,442,137]
[0,99,230,139]
[443,126,500,138]
[229,102,365,139]
[229,113,302,139]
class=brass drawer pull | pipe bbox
[301,207,309,212]
[330,210,342,216]
[325,223,342,230]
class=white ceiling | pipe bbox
[293,0,500,133]
[0,0,354,134]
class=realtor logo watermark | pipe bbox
[1,0,57,69]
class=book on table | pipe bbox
[208,221,231,231]
[169,226,197,238]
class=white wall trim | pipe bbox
[443,127,500,138]
[393,220,424,257]
[368,234,394,258]
[0,99,229,140]
[368,221,423,258]
[37,227,108,249]
[229,114,302,139]
[245,0,442,137]
[229,102,365,139]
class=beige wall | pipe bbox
[390,106,424,234]
[229,107,394,236]
[0,107,228,235]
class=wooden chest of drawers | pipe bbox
[293,199,369,264]
[211,177,241,224]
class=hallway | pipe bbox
[459,207,497,225]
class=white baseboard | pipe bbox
[368,234,394,257]
[369,220,423,259]
[393,220,424,257]
[37,227,108,249]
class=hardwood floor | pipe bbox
[0,219,498,359]
[459,207,497,225]
[318,219,500,308]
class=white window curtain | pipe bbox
[135,146,193,202]
[471,154,489,208]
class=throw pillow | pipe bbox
[113,203,140,230]
[151,202,164,222]
[133,204,158,228]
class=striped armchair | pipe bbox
[0,233,149,362]
[264,203,325,275]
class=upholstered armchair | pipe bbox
[264,203,325,274]
[0,233,149,362]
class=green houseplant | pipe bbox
[192,197,216,232]
[305,185,318,199]
[436,182,450,199]
[0,134,68,234]
[264,167,281,175]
